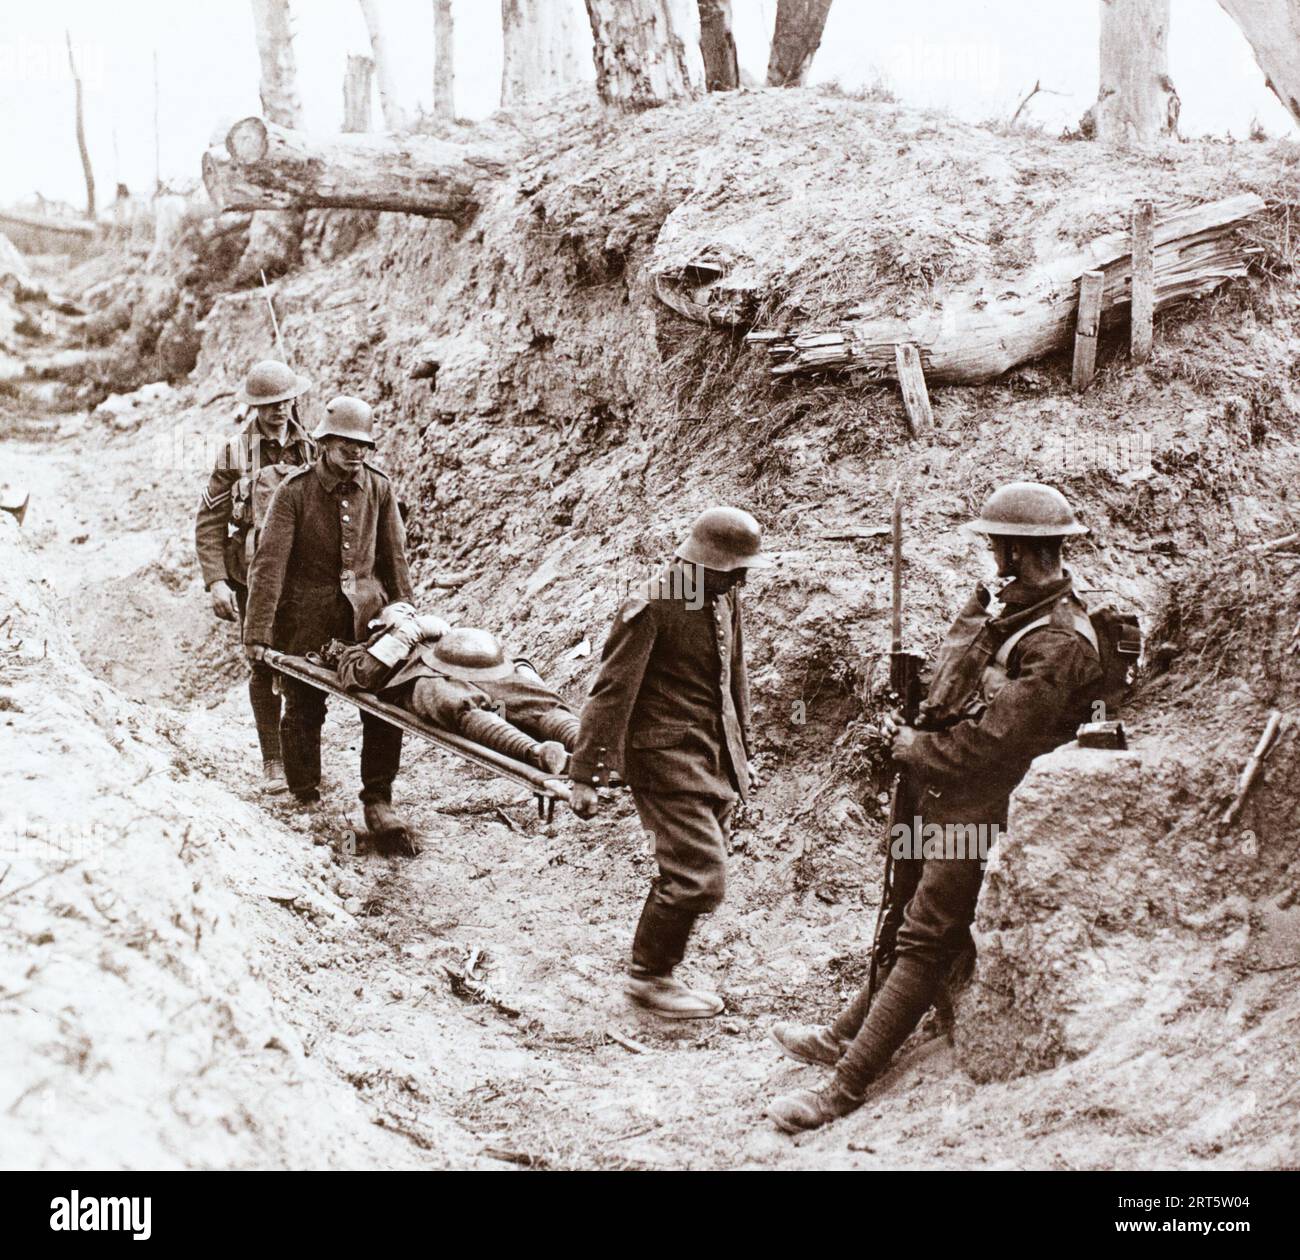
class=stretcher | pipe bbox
[264,650,576,820]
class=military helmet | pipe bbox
[675,506,772,571]
[312,395,376,446]
[428,627,514,683]
[964,482,1088,538]
[237,359,311,406]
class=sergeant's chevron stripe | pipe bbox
[202,488,231,510]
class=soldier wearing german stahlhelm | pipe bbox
[569,507,769,1020]
[766,482,1105,1133]
[194,360,314,790]
[242,396,414,845]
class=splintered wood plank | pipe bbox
[1130,198,1155,363]
[894,342,933,437]
[1072,269,1105,391]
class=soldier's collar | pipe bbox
[313,458,360,494]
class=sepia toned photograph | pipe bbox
[0,0,1293,1224]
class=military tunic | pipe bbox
[193,415,314,590]
[573,562,755,915]
[243,455,414,805]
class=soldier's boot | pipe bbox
[766,1081,867,1135]
[460,708,559,773]
[532,708,581,752]
[259,758,289,796]
[769,1022,848,1067]
[625,891,722,1020]
[363,800,420,858]
[766,957,937,1134]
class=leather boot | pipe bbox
[259,758,289,796]
[766,1080,866,1134]
[364,800,420,857]
[770,1022,847,1067]
[625,887,722,1019]
[625,974,723,1019]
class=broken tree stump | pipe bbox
[894,342,934,436]
[202,116,510,221]
[1130,198,1155,362]
[1072,269,1105,391]
[739,193,1263,384]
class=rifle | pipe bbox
[866,481,925,1009]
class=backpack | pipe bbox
[233,462,302,566]
[991,597,1141,721]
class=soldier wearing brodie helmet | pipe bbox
[570,507,768,1020]
[765,482,1106,1133]
[195,359,314,790]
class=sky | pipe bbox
[0,0,1294,211]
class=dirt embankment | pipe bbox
[3,88,1299,1169]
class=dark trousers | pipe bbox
[627,788,734,977]
[233,581,281,764]
[280,674,403,805]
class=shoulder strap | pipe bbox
[994,606,1098,667]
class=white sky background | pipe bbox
[0,0,1294,210]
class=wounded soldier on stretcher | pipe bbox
[314,603,579,776]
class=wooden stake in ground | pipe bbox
[894,343,933,437]
[1130,198,1155,362]
[1072,269,1105,390]
[1221,709,1284,826]
[65,31,95,219]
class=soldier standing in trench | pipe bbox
[195,360,314,790]
[569,507,769,1019]
[242,396,415,843]
[765,482,1106,1132]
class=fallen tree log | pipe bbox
[202,116,510,221]
[742,193,1264,384]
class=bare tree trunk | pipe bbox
[501,0,586,106]
[1218,0,1300,123]
[65,31,95,218]
[250,0,303,127]
[203,116,509,222]
[248,1,305,285]
[343,55,374,132]
[698,0,739,91]
[584,0,704,108]
[1095,0,1179,144]
[766,0,832,87]
[434,0,455,120]
[358,0,409,131]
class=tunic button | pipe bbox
[341,500,349,508]
[342,514,350,522]
[343,543,351,550]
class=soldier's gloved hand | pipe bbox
[747,756,762,790]
[245,642,268,663]
[210,579,239,623]
[570,784,600,820]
